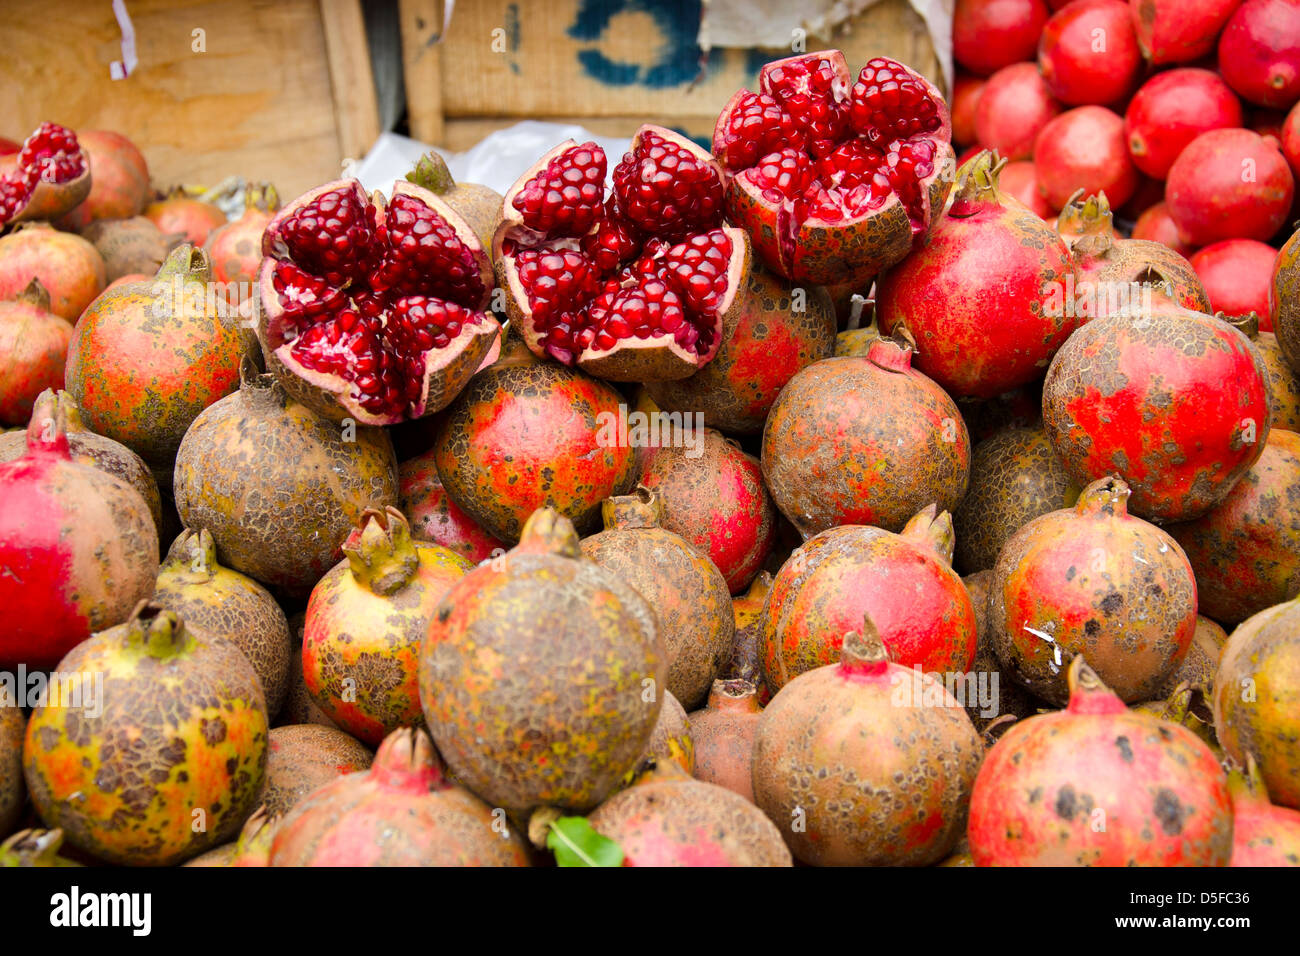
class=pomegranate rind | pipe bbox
[5,158,91,226]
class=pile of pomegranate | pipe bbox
[2,0,1300,870]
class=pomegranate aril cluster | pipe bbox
[511,142,606,237]
[764,58,850,158]
[0,121,85,221]
[612,130,724,237]
[376,194,486,304]
[277,185,377,287]
[850,58,942,143]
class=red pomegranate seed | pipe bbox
[849,58,941,144]
[512,142,606,237]
[716,91,807,171]
[580,198,641,272]
[278,185,377,287]
[612,129,724,238]
[762,56,851,158]
[741,148,819,204]
[661,229,733,316]
[0,173,28,220]
[272,261,347,327]
[514,246,602,324]
[373,193,485,305]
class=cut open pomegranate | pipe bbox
[0,123,91,226]
[495,126,745,382]
[714,52,954,285]
[258,179,499,426]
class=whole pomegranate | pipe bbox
[1274,227,1300,371]
[968,656,1233,865]
[687,679,763,802]
[643,689,694,774]
[1033,106,1139,210]
[1228,756,1300,865]
[1149,615,1228,700]
[989,476,1197,704]
[1042,308,1271,521]
[1191,240,1279,321]
[729,572,771,687]
[173,366,399,596]
[761,334,971,536]
[205,183,278,302]
[303,507,471,745]
[1,704,24,837]
[953,426,1080,574]
[1214,595,1300,808]
[1131,0,1244,65]
[954,0,1051,76]
[0,222,105,321]
[637,427,776,593]
[588,761,791,866]
[270,728,530,866]
[1218,0,1300,108]
[0,280,71,426]
[951,73,987,146]
[81,216,184,284]
[258,724,373,817]
[1131,201,1196,257]
[1166,128,1295,245]
[0,391,158,669]
[974,62,1064,161]
[713,51,955,285]
[1284,100,1300,175]
[1125,70,1245,181]
[581,489,734,709]
[419,509,665,817]
[1039,0,1142,106]
[23,603,268,866]
[143,194,226,245]
[762,505,978,696]
[258,178,498,426]
[998,160,1056,217]
[878,151,1077,397]
[397,447,505,562]
[153,527,293,717]
[0,122,90,227]
[54,129,150,230]
[754,623,984,866]
[963,569,1042,729]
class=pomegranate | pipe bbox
[954,426,1080,574]
[643,268,837,434]
[1131,0,1243,65]
[762,334,970,536]
[974,63,1064,161]
[1039,0,1142,106]
[1218,0,1300,108]
[419,509,665,817]
[997,160,1055,217]
[687,679,762,802]
[23,602,268,865]
[1132,201,1196,257]
[1274,227,1300,370]
[953,0,1051,76]
[270,728,530,865]
[153,527,293,717]
[80,216,185,284]
[729,572,771,687]
[0,122,90,226]
[303,507,472,745]
[0,280,71,426]
[969,656,1233,865]
[259,724,373,817]
[878,152,1078,397]
[581,488,734,709]
[1214,594,1300,808]
[964,569,1043,728]
[1042,307,1271,521]
[0,223,105,321]
[397,446,505,562]
[1150,615,1229,699]
[1243,317,1300,430]
[588,761,791,866]
[405,151,503,252]
[281,614,338,730]
[432,338,638,542]
[951,73,987,145]
[754,622,984,866]
[762,505,978,696]
[143,194,226,245]
[0,391,158,669]
[1125,69,1246,179]
[713,51,955,285]
[258,178,498,426]
[1284,100,1300,175]
[54,129,151,230]
[183,808,280,868]
[1228,755,1300,865]
[989,476,1197,703]
[1166,128,1295,245]
[173,365,399,596]
[642,690,694,774]
[1033,106,1139,210]
[1190,239,1279,321]
[0,829,79,867]
[637,428,776,593]
[204,183,278,312]
[1,703,24,837]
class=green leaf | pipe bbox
[546,817,623,867]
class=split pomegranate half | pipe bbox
[713,51,954,285]
[258,178,499,425]
[495,126,747,382]
[0,123,91,226]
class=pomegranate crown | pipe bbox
[164,528,221,579]
[122,602,198,660]
[342,506,420,595]
[24,388,71,460]
[601,486,664,531]
[839,613,892,676]
[370,727,448,793]
[1065,655,1126,715]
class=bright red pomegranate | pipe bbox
[0,280,72,426]
[270,728,531,866]
[1033,106,1139,210]
[754,622,984,866]
[761,505,978,696]
[54,129,150,230]
[1191,239,1279,321]
[1043,307,1272,521]
[398,447,505,562]
[258,178,498,426]
[1284,101,1300,176]
[143,194,226,246]
[1228,756,1300,865]
[0,391,158,669]
[0,223,105,321]
[974,63,1063,161]
[1130,0,1243,65]
[951,73,987,146]
[1132,201,1196,257]
[1166,128,1295,245]
[954,0,1051,76]
[998,160,1055,217]
[877,151,1077,397]
[1124,69,1246,179]
[0,122,89,226]
[969,656,1233,865]
[713,51,955,285]
[761,333,971,537]
[1218,0,1300,109]
[205,183,278,311]
[1039,0,1142,106]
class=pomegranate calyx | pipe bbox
[864,326,916,372]
[706,678,761,713]
[1075,475,1132,518]
[1064,655,1127,715]
[1227,754,1274,807]
[516,508,584,559]
[15,277,52,312]
[600,486,663,532]
[370,728,446,794]
[900,503,956,565]
[343,506,420,596]
[949,150,1008,218]
[0,829,74,868]
[24,389,71,459]
[839,614,892,676]
[122,603,197,660]
[164,528,220,582]
[406,151,457,196]
[1218,311,1261,338]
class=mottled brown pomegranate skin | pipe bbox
[688,679,762,802]
[398,447,505,563]
[0,704,24,838]
[1148,615,1227,701]
[1251,329,1300,432]
[963,570,1041,730]
[642,690,694,775]
[728,571,772,687]
[258,724,373,817]
[1273,227,1300,374]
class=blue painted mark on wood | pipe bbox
[567,0,718,88]
[506,4,521,73]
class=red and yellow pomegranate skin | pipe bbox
[1227,758,1300,866]
[398,447,505,562]
[729,571,771,689]
[55,129,151,230]
[0,280,72,426]
[968,658,1234,866]
[143,196,227,246]
[0,223,106,322]
[761,506,977,697]
[1042,308,1272,522]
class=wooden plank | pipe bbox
[319,0,383,160]
[398,0,446,144]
